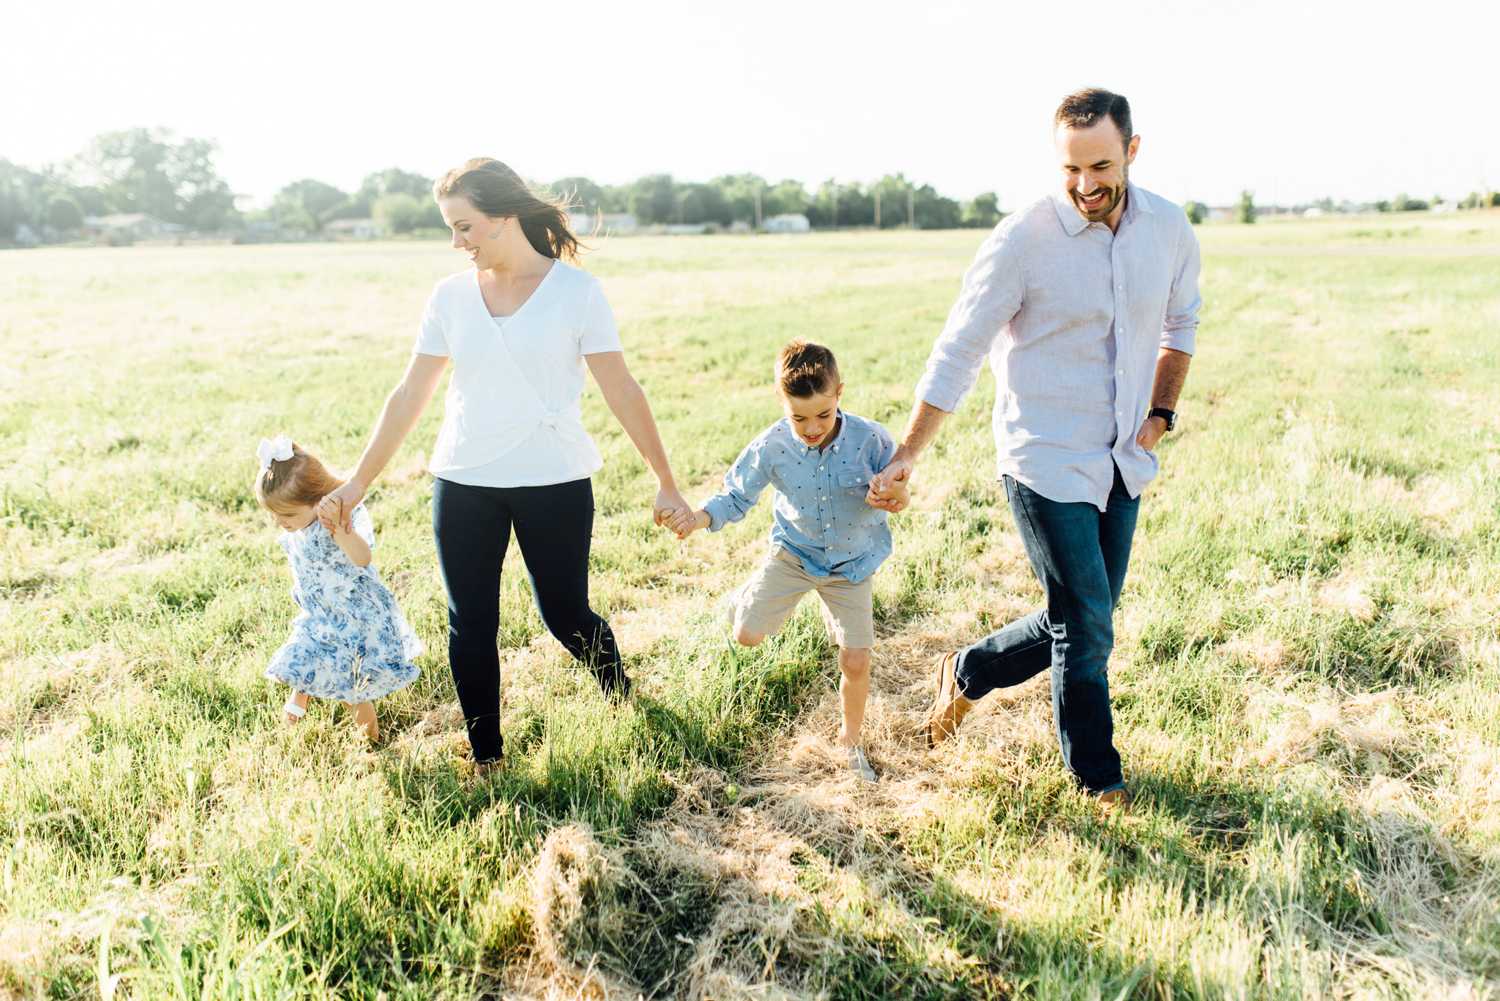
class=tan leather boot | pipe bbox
[925,651,975,748]
[1096,788,1130,814]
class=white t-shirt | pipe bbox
[413,260,623,488]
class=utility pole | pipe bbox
[873,188,881,229]
[907,185,915,229]
[753,184,763,230]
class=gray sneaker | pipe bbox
[845,745,879,783]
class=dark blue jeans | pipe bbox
[432,476,625,763]
[954,466,1140,793]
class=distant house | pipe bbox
[763,213,811,233]
[570,211,639,236]
[325,218,383,239]
[12,223,40,247]
[83,213,173,243]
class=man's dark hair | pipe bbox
[1054,89,1133,150]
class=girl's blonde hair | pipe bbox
[254,442,344,514]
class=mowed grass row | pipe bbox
[1,215,1498,998]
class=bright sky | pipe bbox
[5,0,1494,212]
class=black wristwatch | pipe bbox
[1148,407,1177,432]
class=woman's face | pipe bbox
[439,195,508,268]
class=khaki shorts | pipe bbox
[733,548,875,650]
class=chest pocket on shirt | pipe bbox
[838,470,871,494]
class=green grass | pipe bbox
[3,214,1499,999]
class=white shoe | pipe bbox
[845,745,878,783]
[282,694,307,723]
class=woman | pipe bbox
[319,158,689,771]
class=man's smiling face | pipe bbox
[1055,119,1140,226]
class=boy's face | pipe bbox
[781,384,843,448]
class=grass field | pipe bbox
[3,212,1499,999]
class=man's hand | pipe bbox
[1135,416,1168,452]
[866,477,910,513]
[866,448,915,511]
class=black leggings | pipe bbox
[432,476,625,762]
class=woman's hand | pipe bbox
[318,480,366,533]
[653,485,690,528]
[668,508,709,540]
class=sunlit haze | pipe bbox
[5,0,1494,211]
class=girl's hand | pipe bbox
[318,480,366,533]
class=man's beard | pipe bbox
[1073,168,1128,221]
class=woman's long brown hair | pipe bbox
[433,158,582,262]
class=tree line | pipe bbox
[1,128,1005,244]
[7,128,1495,245]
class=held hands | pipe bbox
[666,508,710,540]
[865,450,914,513]
[652,485,691,533]
[317,480,366,534]
[1135,416,1168,452]
[867,477,910,513]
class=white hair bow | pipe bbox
[256,434,294,474]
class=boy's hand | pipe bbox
[669,508,710,539]
[866,477,910,513]
[868,448,914,502]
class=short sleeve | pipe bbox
[412,289,449,357]
[350,503,376,549]
[580,280,623,356]
[871,424,897,473]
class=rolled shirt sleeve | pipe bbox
[702,439,772,532]
[1160,224,1201,355]
[914,223,1025,413]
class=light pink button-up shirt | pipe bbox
[915,183,1201,510]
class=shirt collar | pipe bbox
[1053,191,1089,236]
[1053,181,1150,237]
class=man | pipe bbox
[868,88,1201,807]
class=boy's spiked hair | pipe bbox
[776,340,841,398]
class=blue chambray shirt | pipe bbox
[703,411,896,584]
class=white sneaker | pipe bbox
[845,745,878,783]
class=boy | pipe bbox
[670,340,909,782]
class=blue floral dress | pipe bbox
[266,504,421,702]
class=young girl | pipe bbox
[254,435,421,740]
